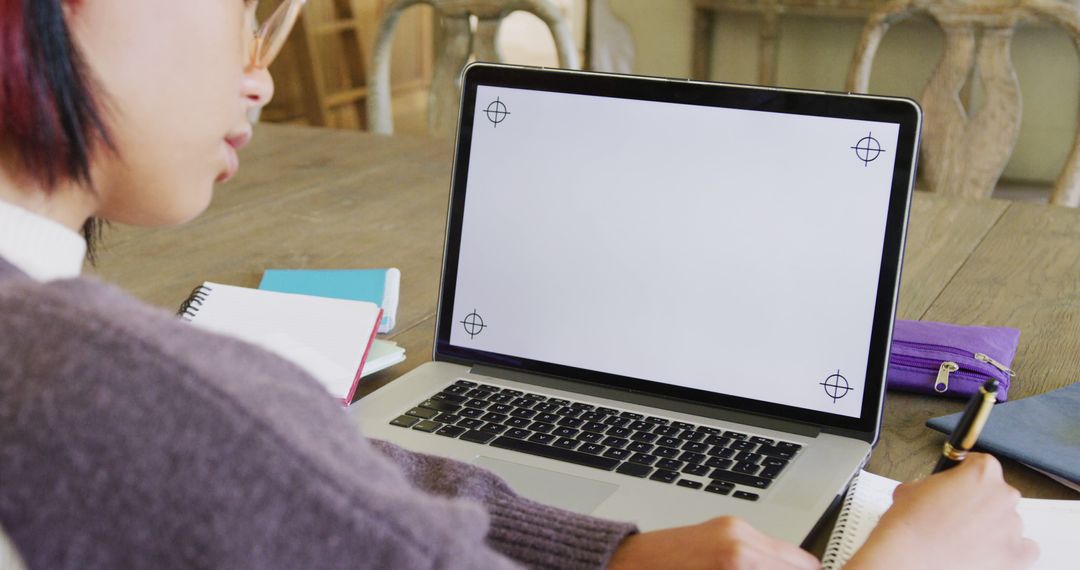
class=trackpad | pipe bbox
[474,456,618,514]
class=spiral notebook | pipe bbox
[178,282,383,405]
[822,470,1077,569]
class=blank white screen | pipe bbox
[450,85,900,418]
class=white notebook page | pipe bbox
[823,470,1078,570]
[182,282,381,401]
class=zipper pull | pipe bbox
[935,361,959,393]
[975,353,1016,377]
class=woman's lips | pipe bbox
[217,130,252,183]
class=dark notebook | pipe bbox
[927,381,1080,488]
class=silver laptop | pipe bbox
[355,63,921,545]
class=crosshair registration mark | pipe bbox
[820,370,854,403]
[485,97,510,127]
[460,310,487,339]
[851,132,886,166]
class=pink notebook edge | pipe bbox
[341,307,383,406]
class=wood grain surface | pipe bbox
[93,124,1078,508]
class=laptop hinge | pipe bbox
[471,365,821,438]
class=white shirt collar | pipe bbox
[0,199,86,281]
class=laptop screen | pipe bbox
[438,65,920,432]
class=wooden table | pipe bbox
[95,123,1079,506]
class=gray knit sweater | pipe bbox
[0,258,637,569]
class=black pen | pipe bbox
[932,378,999,473]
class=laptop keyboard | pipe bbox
[388,379,803,501]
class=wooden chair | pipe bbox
[367,0,581,136]
[847,0,1080,206]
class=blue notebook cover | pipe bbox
[926,381,1080,486]
[259,268,399,333]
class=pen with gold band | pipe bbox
[932,378,999,473]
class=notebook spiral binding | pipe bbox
[177,284,213,322]
[821,473,865,570]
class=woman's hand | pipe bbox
[607,516,820,570]
[846,453,1039,570]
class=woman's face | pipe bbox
[67,0,273,226]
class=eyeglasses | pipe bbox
[248,0,307,69]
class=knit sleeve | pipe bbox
[370,439,638,570]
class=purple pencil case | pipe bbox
[888,320,1019,401]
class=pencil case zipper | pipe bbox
[889,341,1015,395]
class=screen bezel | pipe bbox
[434,63,920,437]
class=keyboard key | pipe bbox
[406,407,439,419]
[488,403,513,414]
[419,399,462,412]
[510,408,537,419]
[679,451,706,465]
[657,459,684,471]
[460,430,496,444]
[479,423,508,434]
[476,384,501,392]
[682,463,710,476]
[705,435,732,447]
[645,416,669,425]
[504,428,531,439]
[735,451,762,463]
[677,479,703,490]
[602,437,629,449]
[758,445,796,459]
[412,420,442,433]
[466,389,494,399]
[577,432,605,444]
[706,457,734,470]
[620,411,644,420]
[682,441,708,453]
[673,421,695,430]
[570,402,595,410]
[457,418,484,429]
[654,425,681,437]
[582,421,608,433]
[604,416,631,427]
[649,469,679,483]
[548,398,571,407]
[436,425,466,438]
[534,402,560,413]
[775,442,802,452]
[733,491,760,501]
[556,407,583,418]
[628,453,658,466]
[627,442,655,454]
[579,411,606,421]
[534,413,559,424]
[529,422,556,433]
[553,427,579,438]
[391,415,420,427]
[453,379,477,387]
[678,431,706,442]
[760,465,783,479]
[487,393,515,404]
[606,426,633,438]
[433,412,462,424]
[616,462,653,478]
[433,392,468,404]
[522,392,546,401]
[557,417,585,428]
[762,457,789,468]
[499,389,523,396]
[696,426,721,435]
[628,420,655,431]
[511,397,537,408]
[528,432,556,445]
[734,461,762,475]
[657,436,681,448]
[708,469,772,489]
[482,412,509,423]
[631,432,659,443]
[505,417,531,428]
[578,443,605,455]
[603,448,631,461]
[723,430,748,440]
[597,407,620,415]
[554,437,580,450]
[490,436,619,470]
[458,408,484,419]
[750,436,775,446]
[654,446,680,458]
[730,440,757,451]
[707,446,736,459]
[464,398,489,409]
[444,384,470,394]
[705,483,732,495]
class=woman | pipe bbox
[0,1,1039,568]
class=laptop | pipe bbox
[354,63,921,545]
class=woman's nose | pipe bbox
[242,66,274,110]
